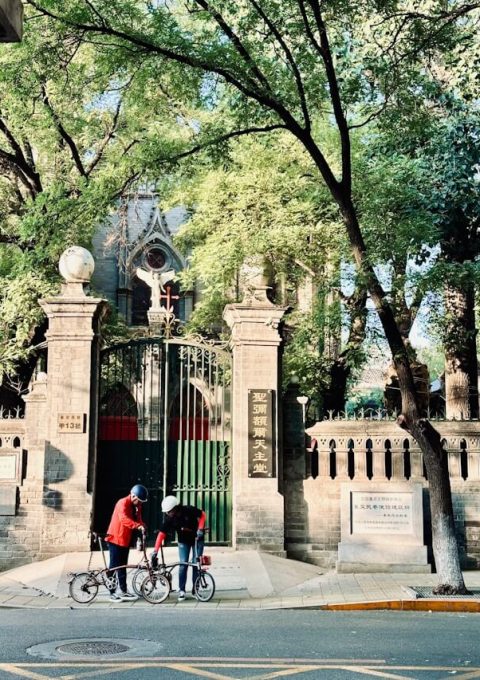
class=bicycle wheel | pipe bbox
[193,571,215,602]
[141,574,170,604]
[131,567,148,597]
[69,572,99,604]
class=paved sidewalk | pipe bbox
[1,547,480,611]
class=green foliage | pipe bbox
[170,130,342,316]
[416,344,445,382]
[282,309,330,404]
[165,131,346,392]
[346,388,384,412]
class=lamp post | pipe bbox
[296,395,309,426]
[0,0,23,42]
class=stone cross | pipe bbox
[136,267,175,311]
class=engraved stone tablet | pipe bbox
[351,491,413,535]
[337,482,429,573]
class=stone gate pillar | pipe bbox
[223,275,286,554]
[38,247,108,554]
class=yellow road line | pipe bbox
[341,665,417,679]
[244,665,320,680]
[56,663,141,680]
[2,660,480,680]
[163,663,235,680]
[0,665,50,680]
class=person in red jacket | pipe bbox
[105,484,147,602]
[151,495,206,601]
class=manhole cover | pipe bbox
[56,641,130,656]
[409,586,480,599]
[27,638,163,660]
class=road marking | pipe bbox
[242,667,320,680]
[162,664,234,680]
[0,666,49,680]
[2,661,480,679]
[342,666,416,680]
[56,663,141,680]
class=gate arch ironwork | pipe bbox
[94,336,232,545]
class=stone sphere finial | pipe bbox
[59,246,95,283]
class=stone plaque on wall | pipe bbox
[248,389,274,478]
[337,482,429,573]
[57,413,86,434]
[0,455,17,481]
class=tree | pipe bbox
[423,111,480,420]
[0,13,184,379]
[167,131,367,412]
[27,0,480,591]
[364,98,480,420]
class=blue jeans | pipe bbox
[107,543,129,593]
[178,540,204,591]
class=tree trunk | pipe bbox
[323,286,367,416]
[444,281,479,420]
[334,194,467,592]
[323,355,350,415]
[410,420,466,592]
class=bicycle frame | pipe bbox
[157,538,209,581]
[68,532,156,601]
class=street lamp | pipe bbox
[296,395,309,425]
[0,0,23,42]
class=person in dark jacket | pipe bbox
[105,484,147,602]
[151,495,206,601]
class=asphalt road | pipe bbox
[0,608,479,679]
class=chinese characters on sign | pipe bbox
[248,389,274,478]
[351,492,413,535]
[57,413,86,434]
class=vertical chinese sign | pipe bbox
[248,389,274,478]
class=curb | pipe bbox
[314,599,480,613]
[1,598,480,612]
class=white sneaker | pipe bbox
[178,590,186,601]
[119,591,138,601]
[109,593,121,602]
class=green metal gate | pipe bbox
[94,337,231,545]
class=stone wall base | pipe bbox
[0,481,92,571]
[234,486,285,555]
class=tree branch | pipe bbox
[247,0,310,130]
[27,1,305,141]
[0,120,42,198]
[86,96,123,176]
[160,123,288,163]
[41,84,88,179]
[304,1,351,194]
[193,0,273,93]
[295,0,323,58]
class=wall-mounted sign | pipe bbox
[248,389,274,478]
[58,413,86,434]
[0,454,17,480]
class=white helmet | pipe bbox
[161,495,179,513]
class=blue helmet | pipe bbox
[130,484,148,502]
